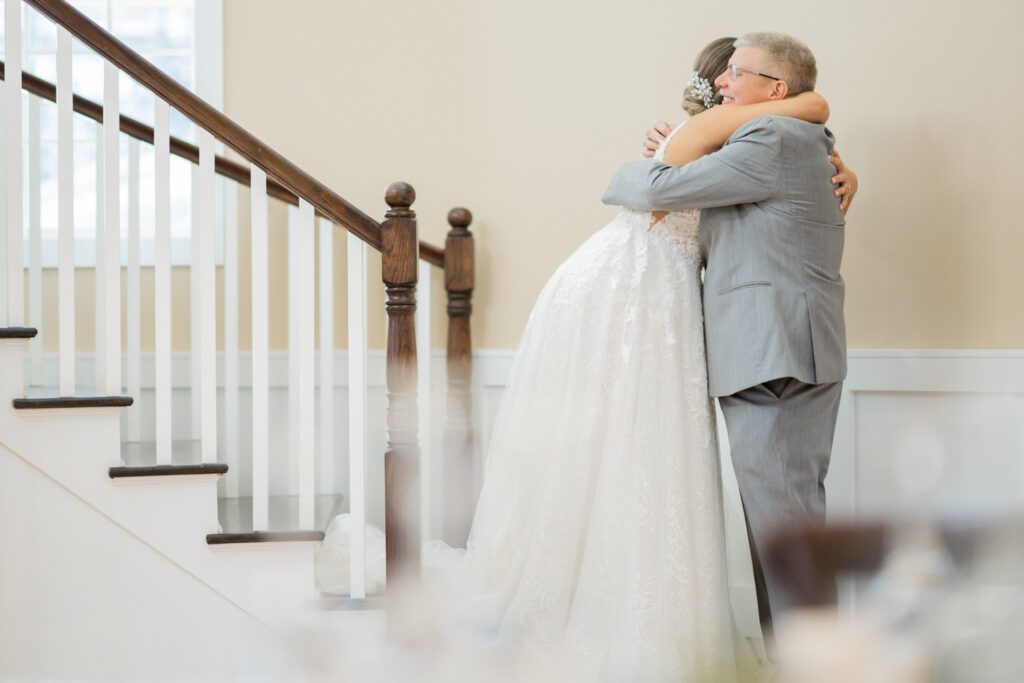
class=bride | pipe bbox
[323,37,847,681]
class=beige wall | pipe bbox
[33,0,1024,352]
[221,0,1022,350]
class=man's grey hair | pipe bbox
[734,32,817,95]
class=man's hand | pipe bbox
[643,120,674,158]
[829,148,858,215]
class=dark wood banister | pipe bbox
[0,57,446,268]
[24,0,378,245]
[22,0,444,267]
[0,60,293,204]
[420,241,445,268]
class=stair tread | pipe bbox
[207,530,325,544]
[14,393,133,409]
[110,463,228,478]
[0,327,38,339]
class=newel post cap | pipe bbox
[385,182,416,209]
[447,207,473,230]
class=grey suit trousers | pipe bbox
[719,378,843,633]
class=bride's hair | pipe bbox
[681,37,736,117]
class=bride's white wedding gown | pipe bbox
[322,127,736,681]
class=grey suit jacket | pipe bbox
[602,115,847,397]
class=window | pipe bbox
[1,0,224,265]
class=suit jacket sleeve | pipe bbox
[601,116,782,211]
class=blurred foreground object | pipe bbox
[768,518,1024,683]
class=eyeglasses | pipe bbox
[726,64,781,81]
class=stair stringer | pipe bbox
[0,340,324,630]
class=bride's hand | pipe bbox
[643,120,674,158]
[829,148,858,215]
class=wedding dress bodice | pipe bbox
[633,120,702,262]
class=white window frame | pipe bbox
[18,0,224,268]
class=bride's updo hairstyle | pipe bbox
[681,37,736,116]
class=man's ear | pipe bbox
[770,80,790,100]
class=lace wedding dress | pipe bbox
[322,125,737,681]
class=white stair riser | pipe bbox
[202,545,321,623]
[0,445,291,680]
[1,410,123,469]
[4,434,319,625]
[1,343,322,628]
[1,437,219,541]
[0,339,28,399]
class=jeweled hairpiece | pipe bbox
[687,72,715,110]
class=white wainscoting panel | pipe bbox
[24,348,1024,634]
[829,351,1024,523]
[473,349,1024,638]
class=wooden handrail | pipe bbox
[25,0,385,249]
[0,58,446,267]
[0,60,297,205]
[420,242,445,268]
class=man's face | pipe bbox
[714,46,782,106]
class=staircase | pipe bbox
[0,0,480,668]
[1,329,322,625]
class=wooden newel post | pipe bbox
[381,181,420,583]
[442,207,476,546]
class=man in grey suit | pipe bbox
[602,32,847,646]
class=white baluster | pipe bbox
[102,63,121,397]
[1,78,7,328]
[28,95,42,385]
[94,122,105,390]
[298,200,315,530]
[198,132,216,464]
[417,259,432,541]
[251,166,269,530]
[6,0,23,327]
[224,182,239,497]
[190,165,200,440]
[318,218,335,512]
[347,233,368,599]
[154,100,172,465]
[288,205,299,510]
[57,28,75,396]
[126,138,141,439]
